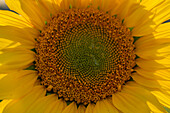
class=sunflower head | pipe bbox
[35,7,136,104]
[0,0,170,112]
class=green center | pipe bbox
[61,24,114,83]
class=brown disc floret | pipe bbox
[35,8,136,105]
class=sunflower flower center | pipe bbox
[35,8,136,105]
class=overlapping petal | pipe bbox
[85,103,95,113]
[0,48,35,73]
[135,22,170,59]
[44,99,67,113]
[93,98,119,113]
[0,70,37,100]
[132,73,170,90]
[62,102,77,113]
[77,105,86,113]
[112,82,166,113]
[0,26,37,50]
[0,10,32,28]
[25,94,58,113]
[2,86,46,113]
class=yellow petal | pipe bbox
[91,0,120,14]
[25,94,58,113]
[125,82,167,113]
[18,0,46,30]
[132,73,170,90]
[0,26,36,50]
[0,10,32,28]
[77,105,86,113]
[151,0,170,26]
[135,24,170,45]
[140,0,165,11]
[45,99,67,113]
[136,57,170,69]
[151,90,170,108]
[5,0,31,24]
[156,22,170,32]
[52,0,62,7]
[124,5,152,27]
[132,19,155,36]
[116,0,138,20]
[85,103,95,113]
[135,23,170,49]
[37,0,57,17]
[0,48,35,73]
[136,0,170,33]
[0,70,37,99]
[90,0,101,9]
[0,100,12,113]
[110,0,123,16]
[0,38,14,50]
[79,0,91,9]
[93,99,119,113]
[135,43,170,60]
[135,67,170,80]
[60,0,81,10]
[0,74,7,80]
[35,0,57,21]
[2,86,46,113]
[112,92,150,113]
[59,0,69,10]
[101,0,120,12]
[112,82,166,113]
[62,102,77,113]
[135,22,170,59]
[68,0,81,8]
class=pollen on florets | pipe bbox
[35,8,135,105]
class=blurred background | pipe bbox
[0,0,8,10]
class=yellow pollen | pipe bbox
[35,8,136,105]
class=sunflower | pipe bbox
[0,0,170,113]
